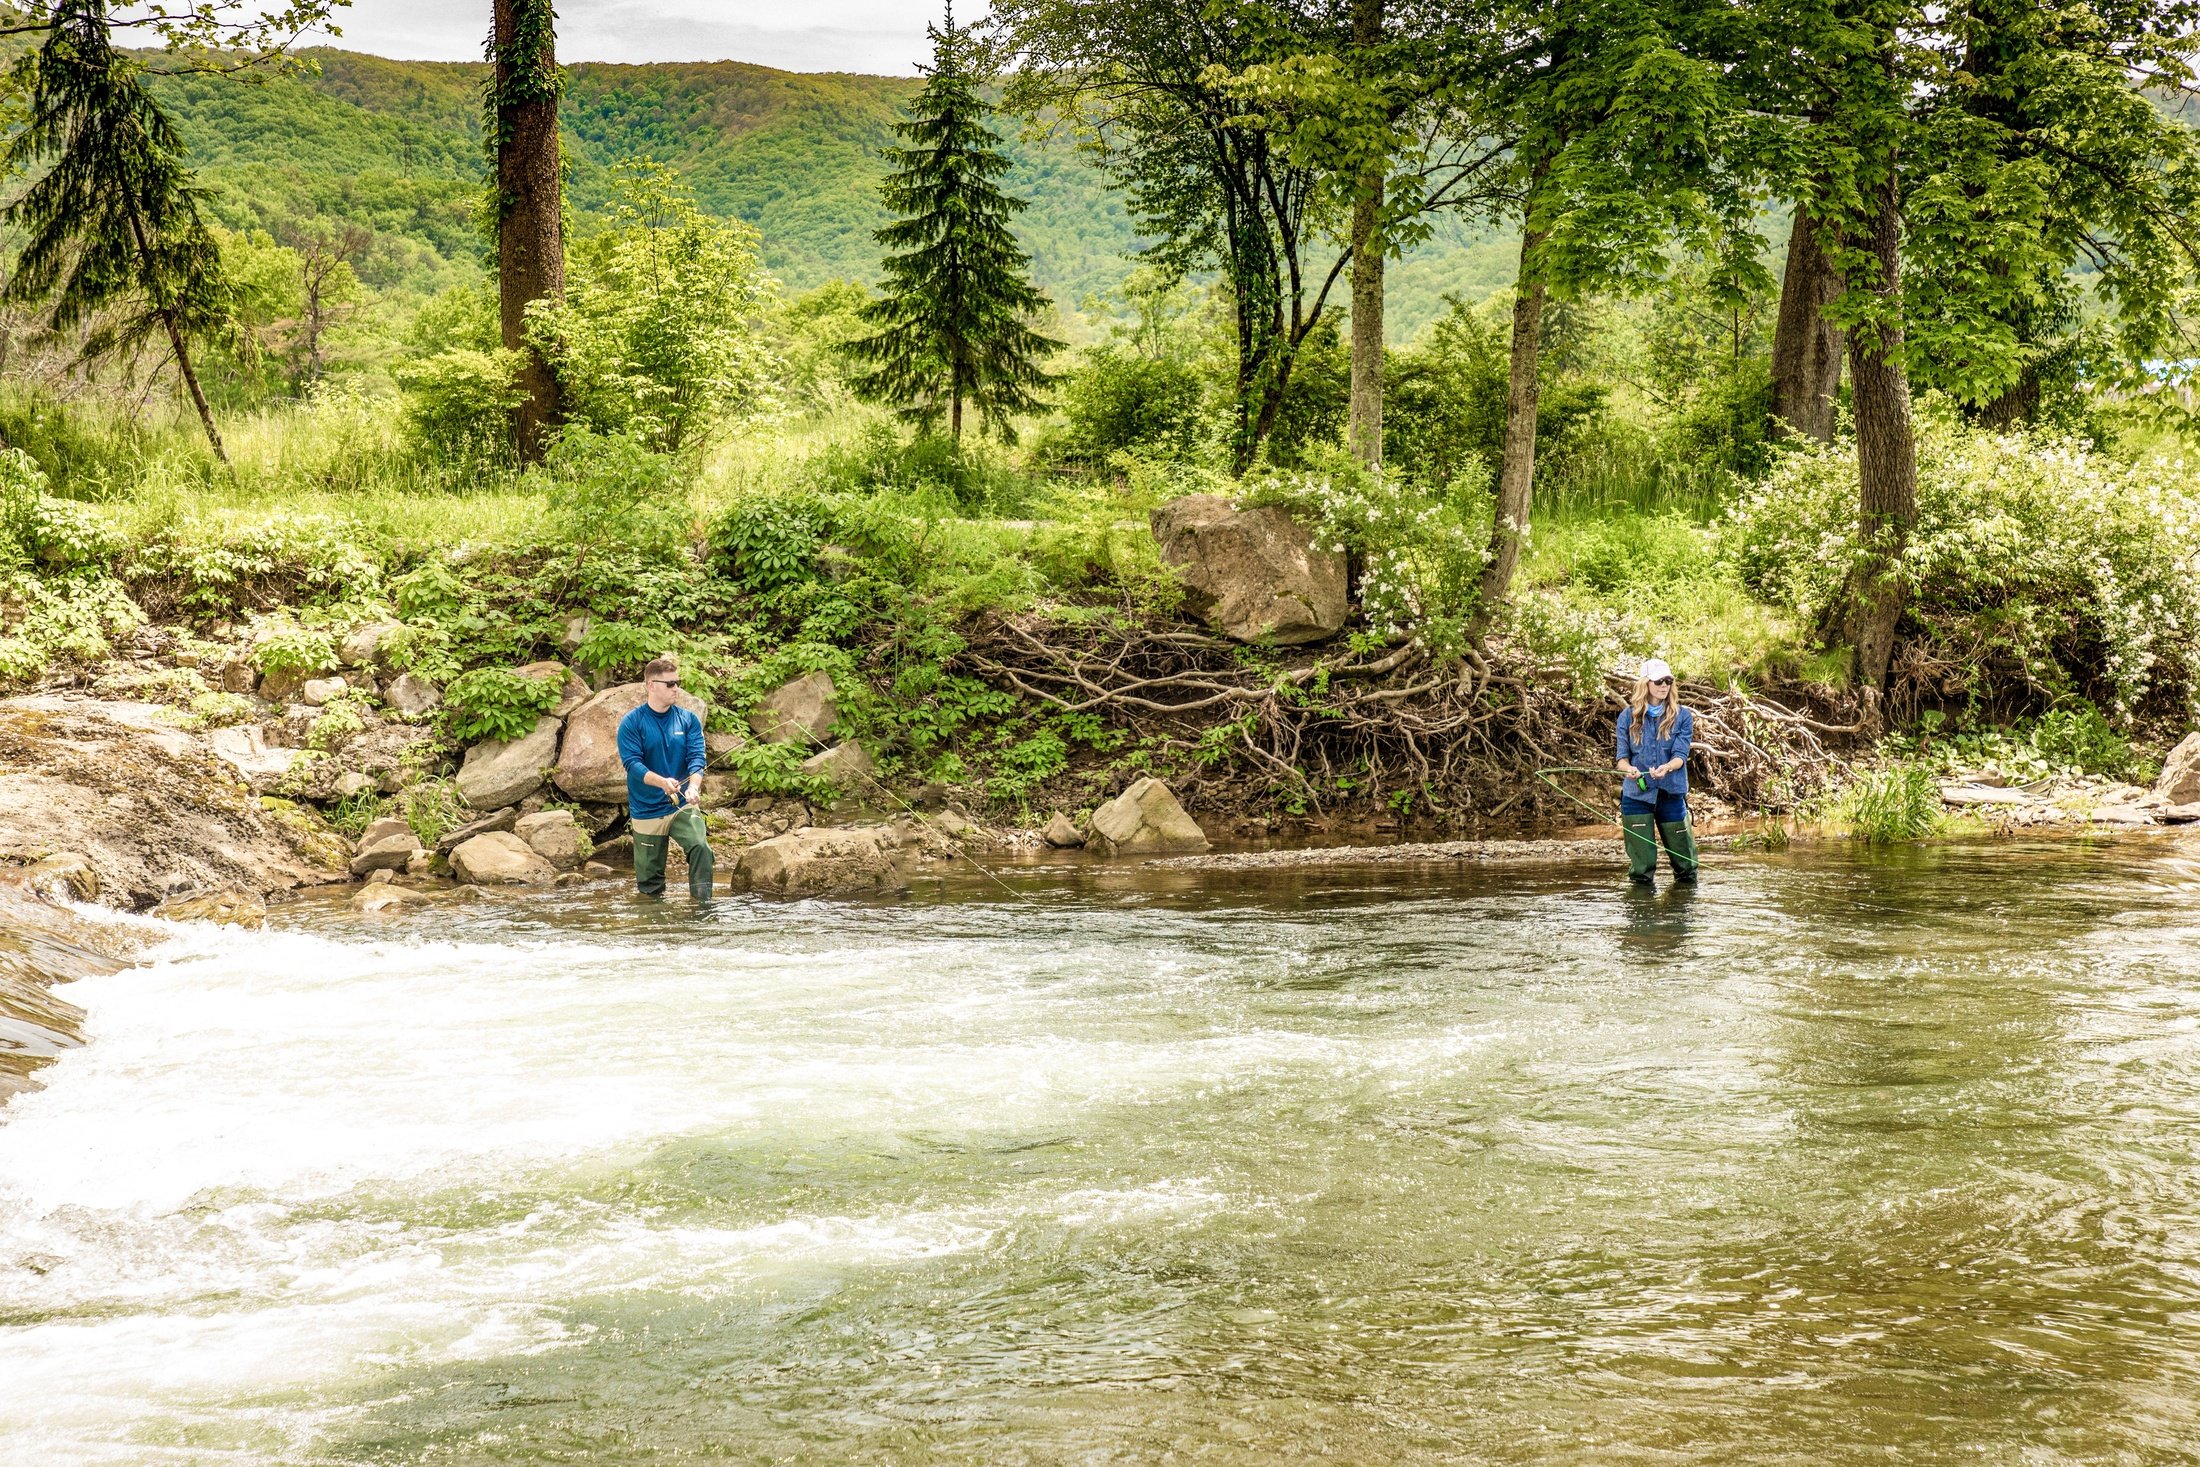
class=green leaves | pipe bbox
[442,666,563,745]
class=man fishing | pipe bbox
[1614,658,1699,886]
[618,656,714,903]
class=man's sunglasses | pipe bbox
[653,678,680,688]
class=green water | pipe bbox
[3,840,2198,1463]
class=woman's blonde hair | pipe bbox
[1627,674,1680,741]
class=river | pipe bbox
[4,841,2199,1463]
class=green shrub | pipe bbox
[0,575,146,682]
[1828,761,1947,843]
[1559,511,1717,595]
[250,620,338,676]
[707,493,831,596]
[1723,411,2200,721]
[1242,450,1494,654]
[1050,346,1210,465]
[2029,703,2142,781]
[540,427,691,561]
[0,448,123,572]
[442,666,563,743]
[396,348,525,469]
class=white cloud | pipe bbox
[317,0,984,73]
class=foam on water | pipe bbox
[4,850,2200,1463]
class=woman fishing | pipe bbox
[1614,658,1699,885]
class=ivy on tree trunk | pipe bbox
[486,0,564,464]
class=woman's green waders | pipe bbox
[1622,810,1699,884]
[632,807,715,902]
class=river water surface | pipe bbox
[4,842,2200,1463]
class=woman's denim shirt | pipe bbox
[1615,703,1694,795]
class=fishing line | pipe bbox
[1532,763,1722,866]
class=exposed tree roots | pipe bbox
[962,610,1863,828]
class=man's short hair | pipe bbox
[644,656,679,682]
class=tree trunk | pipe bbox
[1768,208,1844,442]
[164,310,226,463]
[1476,225,1548,612]
[1346,0,1384,470]
[492,0,564,464]
[125,209,225,462]
[1841,172,1917,717]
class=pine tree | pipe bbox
[847,4,1059,443]
[1,0,234,461]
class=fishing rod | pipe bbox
[1531,763,1720,866]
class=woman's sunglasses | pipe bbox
[1649,677,1672,686]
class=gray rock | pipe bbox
[331,770,371,800]
[1939,784,2033,807]
[219,660,257,695]
[732,827,906,897]
[360,816,411,846]
[2156,731,2200,806]
[449,830,558,886]
[257,666,308,703]
[384,673,442,716]
[558,613,591,654]
[705,727,746,768]
[406,848,444,877]
[514,809,591,871]
[366,867,394,885]
[151,889,266,927]
[800,740,876,792]
[24,852,100,902]
[207,725,300,792]
[554,682,708,803]
[352,883,432,914]
[339,621,402,669]
[435,807,519,854]
[1088,777,1209,855]
[1043,812,1086,848]
[348,830,423,876]
[301,676,350,707]
[457,716,562,810]
[747,671,837,746]
[1150,494,1348,645]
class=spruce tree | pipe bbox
[848,4,1059,443]
[2,0,233,461]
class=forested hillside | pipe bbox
[148,48,1513,332]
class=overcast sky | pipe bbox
[315,0,983,74]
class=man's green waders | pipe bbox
[1622,809,1699,884]
[631,806,715,902]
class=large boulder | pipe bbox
[352,883,433,914]
[800,740,876,792]
[1150,494,1347,645]
[1042,812,1086,848]
[457,716,562,810]
[747,671,837,746]
[449,830,558,886]
[733,827,907,897]
[2156,731,2200,806]
[554,682,709,803]
[0,696,345,908]
[514,809,591,871]
[1087,777,1209,855]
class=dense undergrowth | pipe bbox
[4,373,2192,834]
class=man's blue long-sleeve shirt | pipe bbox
[1615,703,1693,797]
[617,701,706,819]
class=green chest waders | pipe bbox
[634,805,715,902]
[1658,814,1699,883]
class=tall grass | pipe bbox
[1826,761,1948,843]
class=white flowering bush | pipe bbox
[1723,414,2200,722]
[1242,450,1494,655]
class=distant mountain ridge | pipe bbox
[150,47,1513,336]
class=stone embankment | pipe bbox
[0,646,1228,909]
[1935,732,2200,828]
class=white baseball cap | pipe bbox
[1639,658,1674,683]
